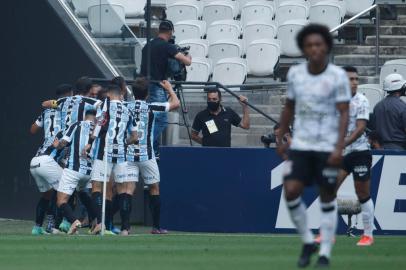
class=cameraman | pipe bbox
[140,20,192,153]
[261,123,291,148]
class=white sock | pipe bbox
[360,198,374,237]
[319,200,337,258]
[286,197,314,244]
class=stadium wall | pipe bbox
[160,147,406,235]
[0,0,105,220]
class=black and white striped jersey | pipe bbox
[35,108,62,159]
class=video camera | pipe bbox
[167,36,190,82]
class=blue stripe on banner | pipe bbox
[394,200,406,213]
[399,173,406,185]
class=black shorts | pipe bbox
[283,150,338,189]
[342,150,372,181]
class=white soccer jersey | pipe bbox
[345,92,370,154]
[287,63,351,152]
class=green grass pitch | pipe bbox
[0,219,405,270]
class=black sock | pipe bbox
[149,195,161,229]
[35,197,50,227]
[105,199,113,230]
[112,195,120,216]
[59,203,76,224]
[79,191,97,223]
[68,191,76,211]
[55,207,63,228]
[119,193,132,231]
[92,192,103,224]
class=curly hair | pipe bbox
[296,24,333,53]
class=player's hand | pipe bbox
[238,95,248,107]
[327,149,343,167]
[276,143,289,160]
[52,138,59,148]
[42,100,53,108]
[160,80,173,92]
[81,144,92,157]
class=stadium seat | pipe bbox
[380,59,406,87]
[113,0,146,18]
[309,1,342,31]
[212,57,248,85]
[186,57,213,82]
[240,1,275,26]
[167,2,200,23]
[88,4,126,37]
[202,1,238,26]
[345,0,374,16]
[357,84,385,109]
[166,0,203,16]
[208,39,244,65]
[238,0,277,11]
[246,39,280,76]
[310,0,346,18]
[206,20,241,44]
[71,0,104,17]
[174,20,206,42]
[277,19,307,57]
[276,1,309,25]
[243,20,277,48]
[178,39,209,58]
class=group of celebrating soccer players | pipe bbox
[29,76,179,236]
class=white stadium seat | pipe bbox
[88,4,126,37]
[202,1,238,26]
[167,3,200,23]
[178,39,209,57]
[276,1,309,25]
[72,0,103,17]
[380,59,406,87]
[212,58,248,85]
[113,0,145,18]
[238,0,277,11]
[241,1,274,26]
[174,20,206,42]
[246,39,280,76]
[309,1,342,31]
[243,21,277,48]
[208,39,244,65]
[186,57,213,82]
[310,0,346,18]
[345,0,374,16]
[277,19,307,57]
[357,84,385,109]
[206,20,241,44]
[166,0,203,16]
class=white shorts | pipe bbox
[30,155,62,193]
[57,168,91,195]
[91,159,129,183]
[127,159,160,185]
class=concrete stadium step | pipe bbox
[100,43,135,60]
[341,25,406,40]
[333,45,406,55]
[350,66,378,77]
[365,35,406,46]
[379,15,406,25]
[334,54,406,66]
[178,125,272,139]
[359,76,379,84]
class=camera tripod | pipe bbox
[173,82,193,146]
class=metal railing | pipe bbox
[330,4,381,75]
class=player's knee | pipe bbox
[92,181,102,193]
[149,183,160,195]
[284,187,301,202]
[356,190,370,202]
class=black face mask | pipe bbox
[207,101,220,111]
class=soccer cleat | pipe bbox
[120,230,129,236]
[50,228,64,235]
[104,230,117,236]
[31,226,49,235]
[357,235,374,246]
[59,220,71,233]
[151,228,169,235]
[67,220,81,235]
[111,227,121,235]
[297,243,318,268]
[314,256,330,268]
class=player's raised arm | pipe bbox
[30,113,43,135]
[160,80,180,111]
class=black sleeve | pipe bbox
[192,113,203,133]
[82,97,99,105]
[167,43,179,58]
[228,108,242,127]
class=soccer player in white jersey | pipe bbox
[277,24,351,268]
[336,66,375,246]
[126,78,180,234]
[29,85,73,235]
[54,110,99,235]
[84,84,138,235]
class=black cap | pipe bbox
[159,20,174,32]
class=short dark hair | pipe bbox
[111,76,126,89]
[132,77,149,100]
[75,76,93,94]
[85,109,97,117]
[159,20,174,33]
[342,66,358,73]
[55,84,73,97]
[106,84,121,96]
[273,123,281,130]
[206,87,222,99]
[97,87,108,101]
[296,24,333,53]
